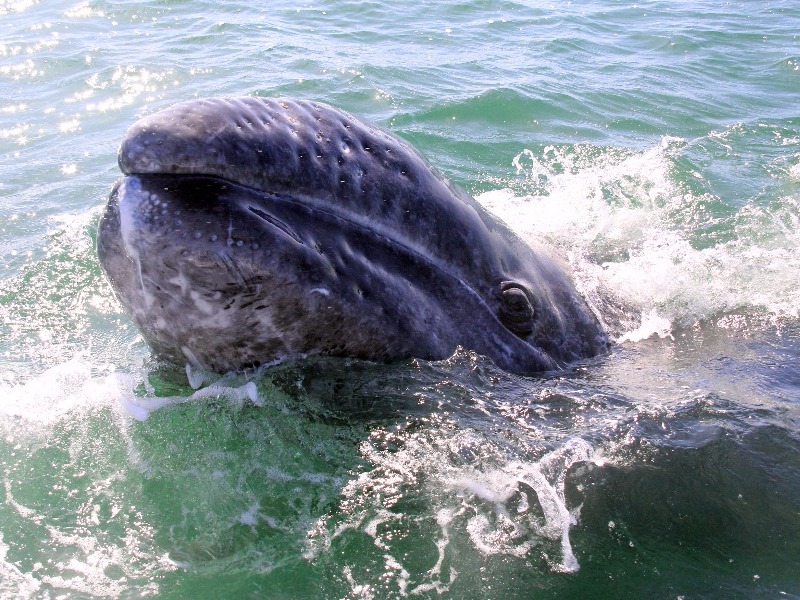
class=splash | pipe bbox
[120,366,261,421]
[0,533,40,597]
[0,359,304,597]
[479,133,800,341]
[305,423,601,595]
[451,439,594,574]
[0,360,181,597]
[0,358,126,426]
[0,206,126,380]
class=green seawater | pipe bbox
[1,1,800,598]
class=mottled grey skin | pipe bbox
[98,97,607,375]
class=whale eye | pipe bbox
[498,281,535,336]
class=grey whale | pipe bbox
[97,97,608,375]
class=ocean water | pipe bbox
[1,0,799,597]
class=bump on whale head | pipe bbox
[98,97,608,375]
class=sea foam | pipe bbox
[479,134,800,341]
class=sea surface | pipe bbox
[1,1,799,598]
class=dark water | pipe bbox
[1,1,799,598]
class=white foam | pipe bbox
[452,438,594,573]
[478,138,800,340]
[790,160,800,180]
[305,425,599,597]
[0,356,263,432]
[0,362,186,597]
[0,358,132,427]
[120,377,261,422]
[617,309,674,343]
[0,533,41,598]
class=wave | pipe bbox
[478,129,800,341]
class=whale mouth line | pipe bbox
[246,206,304,245]
[123,170,400,256]
[124,169,283,198]
[123,170,308,240]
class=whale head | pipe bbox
[98,97,607,374]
